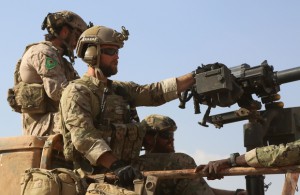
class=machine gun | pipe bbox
[179,60,300,195]
[180,60,300,127]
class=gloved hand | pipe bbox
[110,160,143,187]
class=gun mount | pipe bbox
[179,60,300,195]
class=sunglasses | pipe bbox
[101,48,119,56]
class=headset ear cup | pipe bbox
[41,15,48,30]
[41,13,56,35]
[83,45,98,66]
[43,12,66,35]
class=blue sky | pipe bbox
[1,1,300,194]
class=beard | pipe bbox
[153,141,175,153]
[61,43,69,56]
[61,40,75,59]
[100,61,118,77]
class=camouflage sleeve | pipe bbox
[245,140,300,167]
[61,83,111,166]
[113,77,178,106]
[31,46,69,101]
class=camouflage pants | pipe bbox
[132,153,215,195]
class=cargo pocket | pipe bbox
[15,82,46,114]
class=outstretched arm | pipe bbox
[176,72,195,94]
[195,154,248,177]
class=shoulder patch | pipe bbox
[45,57,58,70]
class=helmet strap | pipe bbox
[65,46,75,64]
[59,38,75,64]
[94,67,106,81]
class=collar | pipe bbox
[82,73,106,88]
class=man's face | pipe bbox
[152,131,175,153]
[99,44,119,77]
[62,26,82,51]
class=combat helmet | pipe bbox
[76,25,129,66]
[142,114,177,133]
[41,10,88,36]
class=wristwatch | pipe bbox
[229,152,240,167]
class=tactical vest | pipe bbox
[7,42,67,114]
[62,78,146,168]
[102,82,146,162]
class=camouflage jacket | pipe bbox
[245,139,300,167]
[20,41,79,136]
[60,74,178,167]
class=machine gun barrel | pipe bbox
[207,109,249,128]
[275,67,300,85]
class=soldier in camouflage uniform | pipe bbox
[197,139,300,172]
[141,114,177,154]
[11,11,88,136]
[59,25,196,194]
[139,114,246,195]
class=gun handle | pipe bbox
[193,96,201,114]
[178,90,188,109]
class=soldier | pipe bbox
[10,10,89,136]
[140,114,247,195]
[59,25,196,194]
